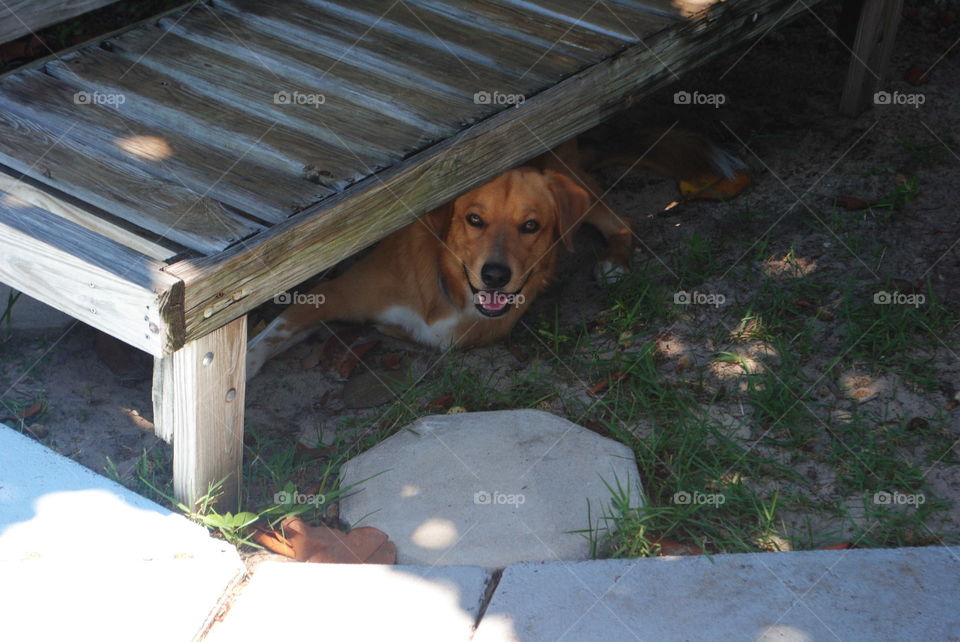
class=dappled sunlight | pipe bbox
[400,484,421,498]
[710,341,780,387]
[114,135,173,161]
[411,517,458,549]
[761,253,818,279]
[839,372,887,403]
[1,193,29,208]
[759,626,813,641]
[671,0,723,18]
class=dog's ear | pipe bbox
[545,170,591,251]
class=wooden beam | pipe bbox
[840,0,903,116]
[167,315,246,511]
[0,0,119,44]
[168,0,818,341]
[0,189,183,356]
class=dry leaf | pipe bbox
[279,517,396,564]
[382,352,404,370]
[834,195,879,210]
[904,66,929,86]
[648,538,703,556]
[679,169,751,201]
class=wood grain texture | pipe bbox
[0,0,117,44]
[0,171,179,261]
[46,48,377,193]
[0,103,261,255]
[170,315,246,511]
[169,0,818,340]
[497,0,675,40]
[0,70,313,223]
[0,189,183,356]
[840,0,903,116]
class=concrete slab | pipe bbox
[474,548,960,641]
[206,562,493,641]
[339,410,642,567]
[0,284,74,332]
[0,425,244,641]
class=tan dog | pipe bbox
[247,133,741,379]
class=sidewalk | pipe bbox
[2,423,957,641]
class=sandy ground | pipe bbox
[1,2,958,545]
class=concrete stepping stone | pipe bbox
[0,424,243,641]
[206,562,493,641]
[473,548,960,641]
[339,410,642,567]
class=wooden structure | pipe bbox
[0,0,889,509]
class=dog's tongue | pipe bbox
[479,290,508,311]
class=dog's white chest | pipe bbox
[377,306,461,348]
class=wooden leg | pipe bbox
[153,315,246,511]
[840,0,903,116]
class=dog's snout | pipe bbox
[481,262,511,288]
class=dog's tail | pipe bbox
[579,128,746,180]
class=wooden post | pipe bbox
[840,0,903,116]
[155,315,246,512]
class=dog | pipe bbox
[246,131,742,379]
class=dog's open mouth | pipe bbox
[463,265,528,318]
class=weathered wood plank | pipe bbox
[107,27,423,163]
[307,0,581,84]
[159,8,461,134]
[0,171,180,262]
[497,0,675,41]
[0,70,316,222]
[0,190,183,356]
[169,315,246,511]
[0,0,117,44]
[217,0,517,101]
[405,0,629,55]
[840,0,903,116]
[168,0,819,340]
[46,48,379,192]
[0,104,262,255]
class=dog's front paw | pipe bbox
[594,259,628,284]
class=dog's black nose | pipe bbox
[481,262,511,288]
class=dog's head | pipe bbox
[440,167,591,318]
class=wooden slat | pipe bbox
[107,27,423,163]
[0,105,262,255]
[497,0,676,41]
[0,0,117,44]
[0,190,183,356]
[158,8,462,134]
[217,0,521,100]
[0,171,180,262]
[45,48,379,192]
[169,0,818,340]
[404,0,630,56]
[169,315,246,511]
[0,70,316,222]
[306,0,580,84]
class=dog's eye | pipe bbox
[520,219,540,233]
[466,213,484,227]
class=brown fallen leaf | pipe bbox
[279,516,396,564]
[679,168,751,201]
[426,393,455,411]
[382,352,404,371]
[17,402,44,420]
[820,542,853,550]
[904,65,929,86]
[337,340,379,379]
[508,344,529,362]
[252,526,296,558]
[648,538,703,556]
[834,195,879,210]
